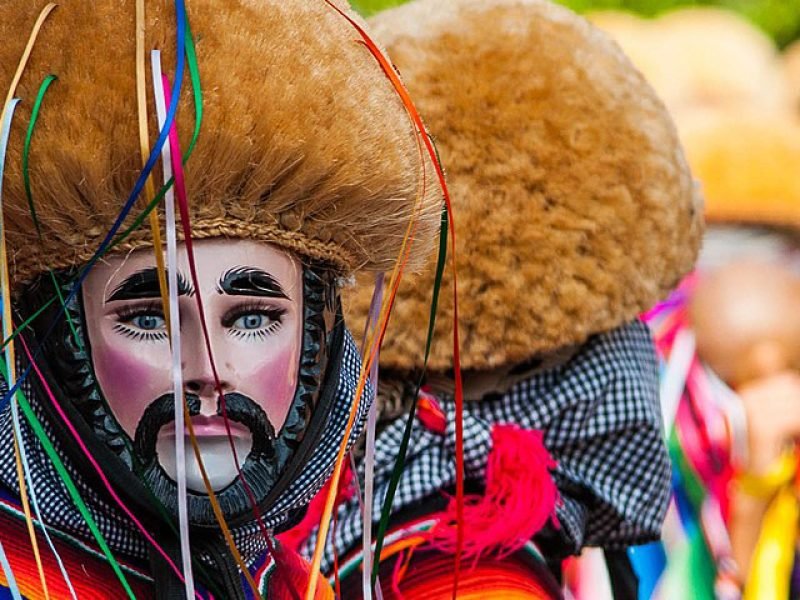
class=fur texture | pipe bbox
[346,0,703,371]
[0,0,442,284]
[682,115,800,227]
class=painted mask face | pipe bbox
[82,239,303,492]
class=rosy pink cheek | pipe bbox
[93,341,168,437]
[249,349,300,429]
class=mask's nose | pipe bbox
[183,348,234,415]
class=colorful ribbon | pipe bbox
[22,75,83,351]
[136,0,172,332]
[1,0,188,414]
[744,482,799,600]
[150,50,196,600]
[360,273,385,600]
[660,328,696,434]
[736,453,797,499]
[13,341,137,599]
[0,96,50,600]
[0,2,210,596]
[308,6,464,600]
[0,6,59,595]
[0,540,22,600]
[371,205,449,587]
[158,69,263,599]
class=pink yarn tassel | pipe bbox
[428,424,559,561]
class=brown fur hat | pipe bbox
[346,0,703,372]
[0,0,441,286]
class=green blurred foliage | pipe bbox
[351,0,800,48]
[351,0,407,16]
[559,0,800,48]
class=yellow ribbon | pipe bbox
[736,452,798,499]
[135,0,171,329]
[743,484,799,600]
[0,5,59,599]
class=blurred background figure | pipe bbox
[289,2,700,598]
[589,7,794,131]
[638,114,800,599]
[532,5,800,599]
[785,40,800,113]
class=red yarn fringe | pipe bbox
[427,424,559,562]
[272,463,355,600]
[268,542,335,600]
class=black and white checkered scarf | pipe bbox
[306,319,671,571]
[0,330,371,567]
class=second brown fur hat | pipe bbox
[349,0,703,372]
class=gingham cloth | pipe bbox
[0,329,371,566]
[306,319,671,571]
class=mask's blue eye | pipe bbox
[225,306,286,340]
[113,306,168,341]
[132,314,166,331]
[233,314,268,330]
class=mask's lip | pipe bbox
[157,415,251,438]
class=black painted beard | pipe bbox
[132,392,281,526]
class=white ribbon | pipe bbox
[661,328,696,435]
[152,50,195,600]
[361,273,384,600]
[0,98,77,599]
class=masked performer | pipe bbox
[291,0,702,597]
[645,115,800,599]
[0,0,441,598]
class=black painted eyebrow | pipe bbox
[107,268,193,302]
[217,266,290,300]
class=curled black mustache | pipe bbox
[133,392,276,464]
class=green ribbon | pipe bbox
[669,429,707,512]
[22,75,83,350]
[0,360,136,599]
[22,74,56,238]
[0,24,207,598]
[371,201,449,584]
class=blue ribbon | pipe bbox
[1,0,188,410]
